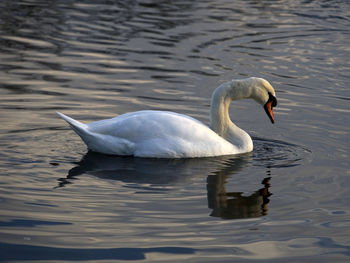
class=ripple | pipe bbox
[227,237,350,259]
[322,220,350,228]
[0,0,349,262]
[0,35,55,48]
[252,137,311,168]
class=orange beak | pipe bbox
[264,100,275,124]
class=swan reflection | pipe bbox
[207,176,271,219]
[56,151,272,219]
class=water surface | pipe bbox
[0,0,350,262]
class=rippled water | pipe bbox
[0,0,350,262]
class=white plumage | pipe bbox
[57,77,277,158]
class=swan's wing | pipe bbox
[87,110,238,157]
[87,110,199,136]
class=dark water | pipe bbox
[0,0,349,262]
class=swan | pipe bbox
[57,77,277,158]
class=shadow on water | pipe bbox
[0,242,196,261]
[56,151,272,220]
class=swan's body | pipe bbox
[58,77,277,158]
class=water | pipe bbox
[0,0,349,261]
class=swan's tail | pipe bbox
[56,112,135,155]
[56,112,89,139]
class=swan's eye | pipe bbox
[268,92,277,108]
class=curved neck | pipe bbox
[209,80,254,151]
[209,80,251,135]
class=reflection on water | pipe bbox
[57,149,276,220]
[208,175,271,219]
[56,151,216,187]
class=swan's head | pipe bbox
[246,77,277,123]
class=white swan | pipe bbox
[57,77,277,158]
